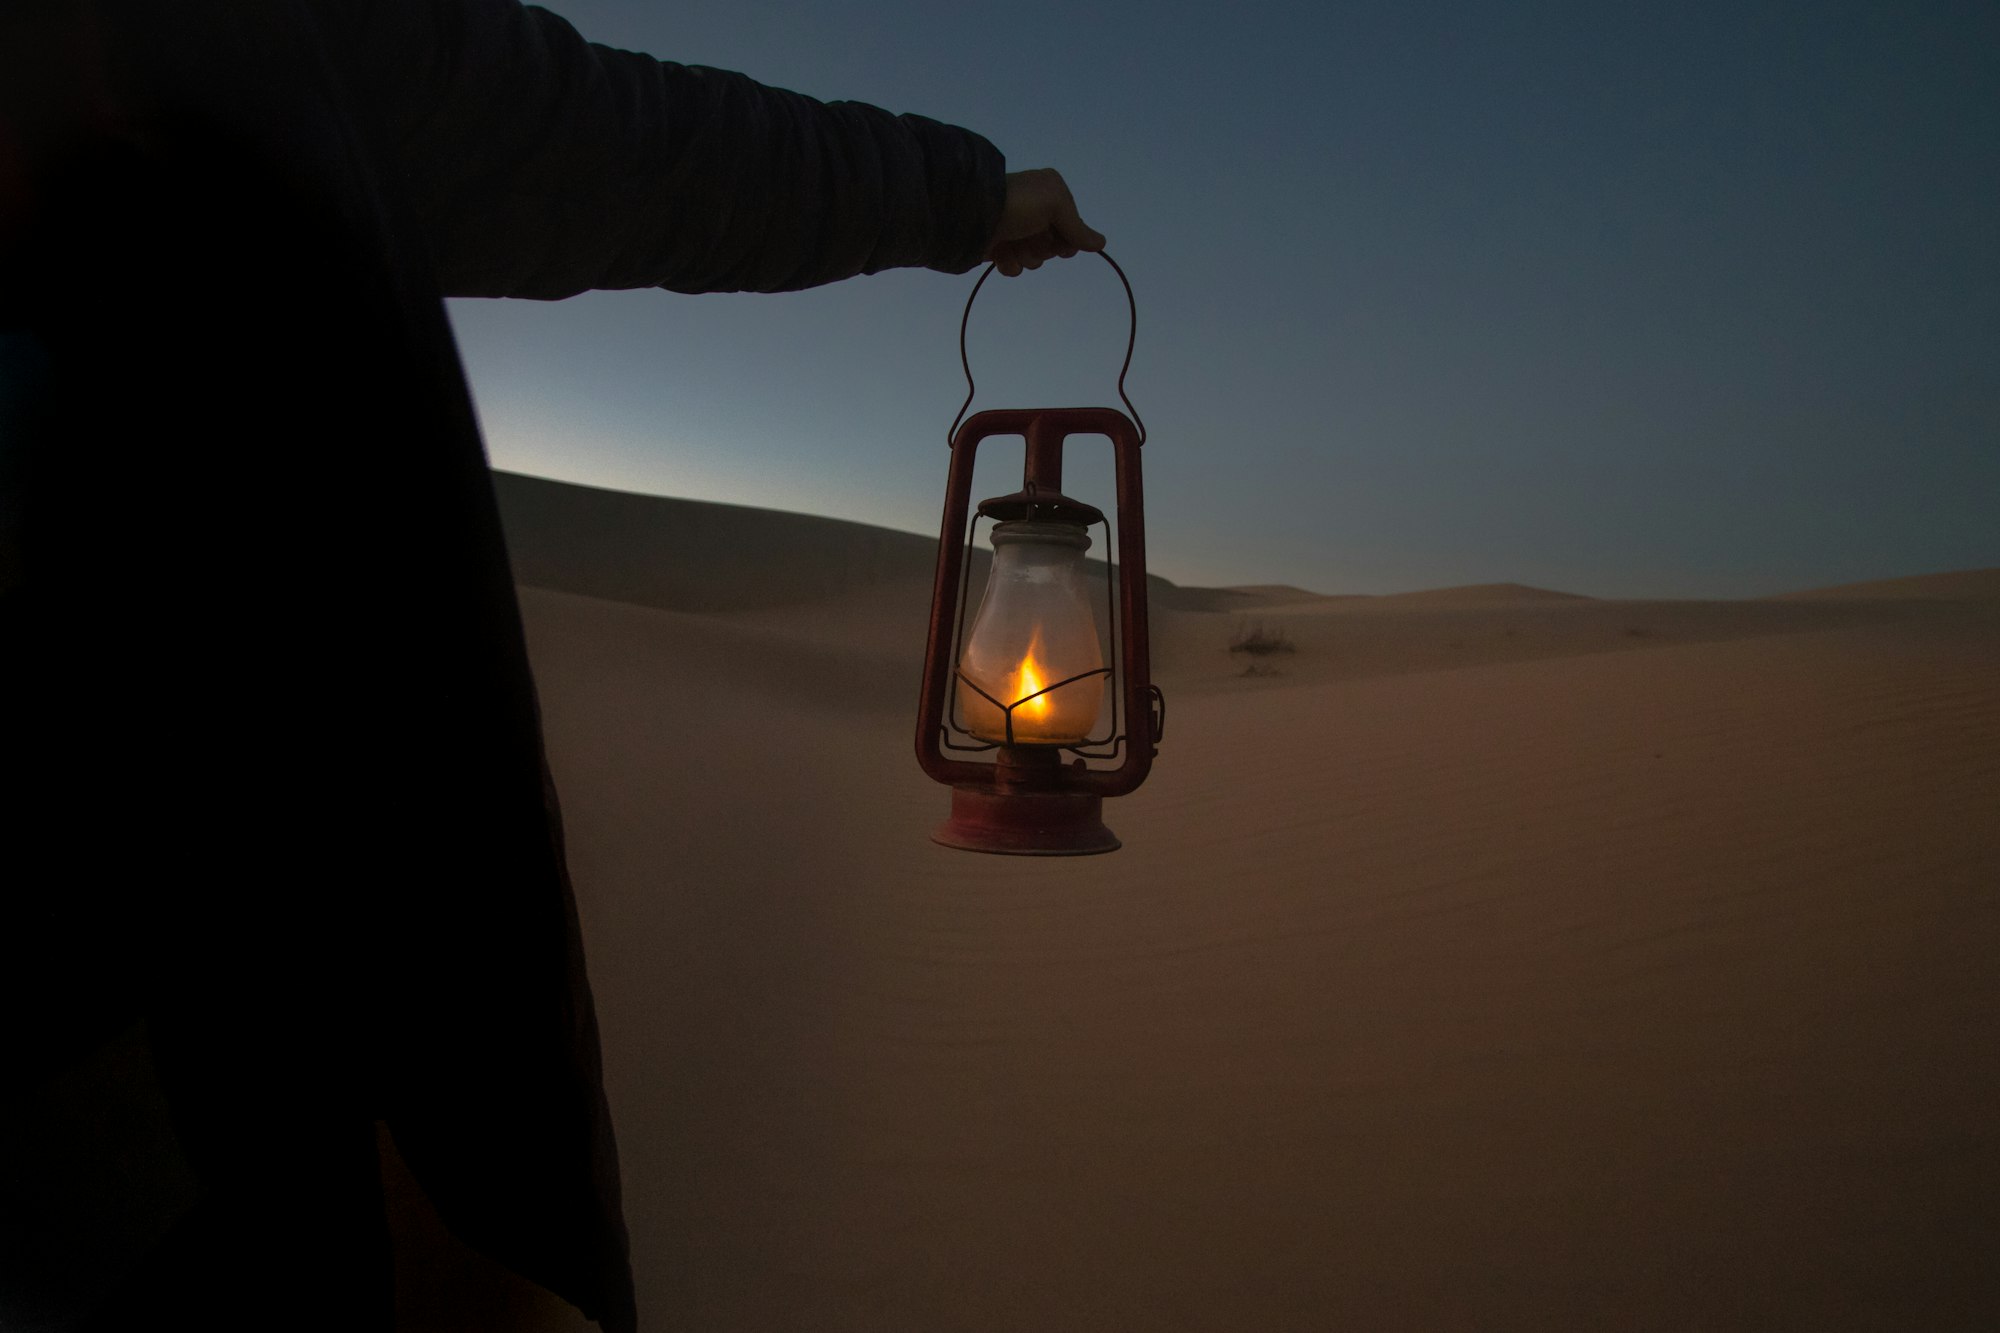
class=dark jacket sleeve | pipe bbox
[312,0,1007,299]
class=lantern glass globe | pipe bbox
[956,519,1105,745]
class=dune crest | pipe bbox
[1371,581,1591,605]
[1767,568,2000,601]
[493,470,940,613]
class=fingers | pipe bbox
[991,240,1066,277]
[990,240,1053,277]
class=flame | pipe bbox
[1014,631,1051,719]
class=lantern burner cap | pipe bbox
[975,488,1104,528]
[989,518,1092,551]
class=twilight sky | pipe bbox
[447,0,1998,598]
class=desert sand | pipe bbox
[389,472,2000,1331]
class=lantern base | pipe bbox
[932,785,1120,857]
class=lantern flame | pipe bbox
[1014,631,1052,719]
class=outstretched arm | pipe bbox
[315,0,1010,298]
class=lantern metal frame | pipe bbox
[914,253,1165,855]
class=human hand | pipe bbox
[986,168,1106,276]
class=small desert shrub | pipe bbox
[1228,620,1297,657]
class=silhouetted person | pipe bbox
[0,2,1102,1328]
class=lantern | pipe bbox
[914,253,1165,855]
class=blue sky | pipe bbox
[447,0,1998,597]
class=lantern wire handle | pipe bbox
[949,250,1145,447]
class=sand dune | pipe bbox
[1213,583,1342,605]
[493,471,1206,617]
[1766,567,2000,602]
[1155,593,1996,694]
[403,476,2000,1331]
[492,470,944,613]
[1365,580,1592,605]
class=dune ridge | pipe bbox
[1765,567,2000,601]
[1364,580,1591,604]
[494,470,1993,614]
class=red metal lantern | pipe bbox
[915,253,1165,855]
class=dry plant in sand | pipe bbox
[1229,620,1297,676]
